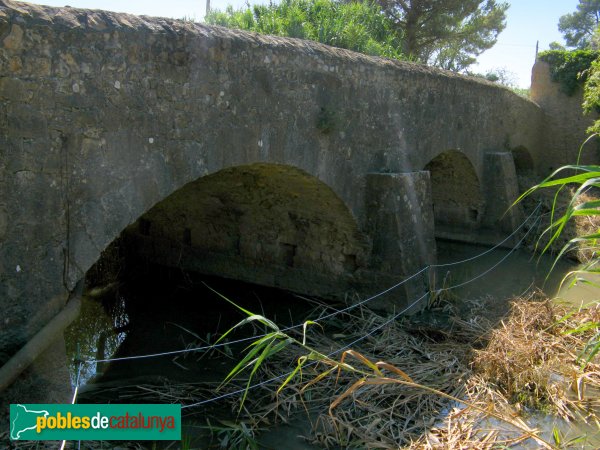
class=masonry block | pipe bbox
[364,172,436,312]
[482,152,525,234]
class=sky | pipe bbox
[16,0,582,88]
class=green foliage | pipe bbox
[467,67,529,97]
[214,296,557,448]
[558,0,600,49]
[378,0,509,71]
[516,163,600,367]
[510,87,530,98]
[517,56,600,369]
[549,41,566,51]
[205,419,261,450]
[468,66,516,86]
[538,49,600,96]
[207,0,509,72]
[583,58,600,133]
[206,0,404,59]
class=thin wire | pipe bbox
[180,214,542,410]
[84,203,541,365]
[60,360,82,450]
[432,203,541,269]
[328,291,430,356]
[441,215,541,292]
[181,291,430,410]
[181,217,536,412]
[84,265,430,365]
[71,362,82,403]
[493,43,537,48]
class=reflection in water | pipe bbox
[64,241,599,448]
[64,288,128,387]
[66,270,317,389]
[436,240,583,302]
[65,269,321,449]
[436,240,600,449]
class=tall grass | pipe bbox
[214,290,558,449]
[516,162,600,364]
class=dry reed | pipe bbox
[11,292,597,449]
[234,292,599,448]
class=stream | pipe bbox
[64,240,600,448]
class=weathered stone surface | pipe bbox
[482,152,524,234]
[125,164,371,298]
[530,60,600,172]
[364,172,436,311]
[0,0,551,402]
[425,150,484,232]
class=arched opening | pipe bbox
[66,163,371,389]
[424,150,484,233]
[122,163,369,288]
[511,146,535,177]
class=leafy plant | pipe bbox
[213,292,556,449]
[206,0,404,60]
[538,49,600,96]
[583,58,600,131]
[557,0,600,50]
[205,419,261,450]
[515,163,600,366]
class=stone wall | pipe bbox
[0,0,545,403]
[424,150,484,231]
[530,60,600,172]
[123,163,372,297]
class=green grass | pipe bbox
[515,161,600,366]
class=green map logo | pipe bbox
[10,405,49,439]
[9,404,181,440]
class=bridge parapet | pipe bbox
[0,0,546,408]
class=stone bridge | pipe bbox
[0,0,554,404]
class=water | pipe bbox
[67,268,323,448]
[435,241,600,449]
[65,241,599,448]
[435,240,573,302]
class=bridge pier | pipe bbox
[0,0,549,408]
[364,172,436,311]
[482,152,525,238]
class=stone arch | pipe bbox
[109,163,371,298]
[423,150,485,231]
[511,146,535,176]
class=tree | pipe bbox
[206,0,403,59]
[549,41,566,51]
[479,67,517,86]
[375,0,508,71]
[558,0,600,49]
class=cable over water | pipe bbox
[180,212,543,410]
[181,291,431,410]
[83,203,541,366]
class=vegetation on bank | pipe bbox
[538,50,600,96]
[201,290,599,448]
[584,58,600,132]
[206,0,508,72]
[206,36,600,448]
[207,0,403,59]
[555,0,600,51]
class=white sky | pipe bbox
[16,0,582,87]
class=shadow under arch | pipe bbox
[111,163,371,299]
[67,162,373,387]
[423,150,485,235]
[511,146,535,176]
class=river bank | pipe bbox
[5,242,599,449]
